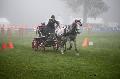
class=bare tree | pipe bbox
[61,0,109,23]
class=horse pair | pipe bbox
[55,19,82,54]
[36,19,82,54]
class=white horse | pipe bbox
[55,19,82,54]
[55,24,67,54]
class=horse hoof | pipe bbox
[64,50,66,52]
[75,49,78,52]
[67,48,71,50]
[60,49,64,54]
[76,53,79,56]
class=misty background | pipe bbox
[0,0,120,25]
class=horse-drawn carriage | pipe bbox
[32,18,82,54]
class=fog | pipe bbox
[0,0,120,25]
[0,0,72,25]
[103,0,120,23]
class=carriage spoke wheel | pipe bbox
[32,40,38,51]
[53,40,59,51]
[39,42,45,51]
[53,43,58,51]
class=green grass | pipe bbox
[0,31,120,79]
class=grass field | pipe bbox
[0,31,120,79]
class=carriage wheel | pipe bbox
[32,40,38,51]
[53,41,59,51]
[39,42,45,51]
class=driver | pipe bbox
[47,15,59,33]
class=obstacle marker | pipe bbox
[1,25,7,49]
[2,43,7,49]
[1,25,15,50]
[7,27,14,49]
[89,41,93,46]
[82,37,89,48]
[7,42,14,49]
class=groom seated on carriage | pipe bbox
[36,22,46,37]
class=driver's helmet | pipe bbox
[51,15,55,19]
[75,19,81,23]
[75,19,78,23]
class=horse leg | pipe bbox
[74,39,78,52]
[60,42,64,54]
[67,40,72,50]
[64,42,66,51]
[36,30,38,36]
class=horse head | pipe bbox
[71,19,82,34]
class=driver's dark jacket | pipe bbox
[47,19,59,33]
